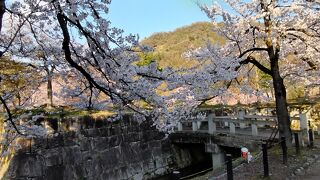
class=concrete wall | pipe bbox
[3,118,193,180]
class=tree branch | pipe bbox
[238,47,268,58]
[198,95,218,106]
[56,10,145,115]
[0,0,5,33]
[136,73,165,80]
[240,56,272,75]
[0,94,22,135]
[286,28,319,38]
[56,12,112,97]
[301,57,317,70]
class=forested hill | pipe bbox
[140,22,307,100]
[140,22,224,68]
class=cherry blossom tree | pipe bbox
[194,0,320,141]
[0,0,239,141]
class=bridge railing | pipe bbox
[176,113,278,136]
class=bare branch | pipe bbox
[0,94,22,135]
[238,47,268,58]
[0,0,5,33]
[240,56,272,75]
[56,9,147,116]
[136,73,165,80]
[286,28,319,38]
[301,57,317,70]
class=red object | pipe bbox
[241,147,248,159]
[242,152,248,159]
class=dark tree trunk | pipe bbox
[270,51,292,142]
[260,1,292,142]
[46,68,54,108]
[0,0,5,33]
[47,75,53,107]
[271,69,292,141]
[87,83,93,110]
[17,92,21,106]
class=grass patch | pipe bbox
[0,106,115,120]
[91,111,115,119]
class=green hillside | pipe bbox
[141,22,225,68]
[140,22,308,100]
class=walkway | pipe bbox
[301,139,320,180]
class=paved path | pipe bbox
[301,139,320,180]
[305,166,320,180]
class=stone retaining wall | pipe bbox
[3,118,192,180]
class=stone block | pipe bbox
[44,149,63,166]
[11,154,44,178]
[205,143,220,153]
[62,146,81,165]
[63,134,78,146]
[109,126,122,135]
[100,170,118,180]
[85,129,99,137]
[148,141,161,148]
[61,165,78,180]
[142,131,154,142]
[141,149,153,161]
[108,135,122,147]
[98,127,109,137]
[139,142,148,150]
[153,131,165,141]
[79,137,91,151]
[92,137,108,151]
[120,144,139,163]
[100,147,122,168]
[46,165,64,180]
[130,163,143,175]
[123,132,141,143]
[33,138,47,149]
[47,135,64,148]
[127,125,141,132]
[118,166,129,180]
[81,150,92,162]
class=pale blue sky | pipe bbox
[108,0,214,40]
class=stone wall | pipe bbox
[3,118,192,180]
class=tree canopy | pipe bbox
[0,0,237,145]
[191,0,320,141]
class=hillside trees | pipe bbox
[193,0,320,141]
[0,56,44,138]
[0,56,42,108]
[141,22,225,68]
[33,41,69,108]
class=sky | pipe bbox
[108,0,214,40]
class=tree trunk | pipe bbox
[87,83,93,110]
[261,4,292,141]
[47,69,53,108]
[0,0,5,33]
[271,59,292,142]
[16,92,21,106]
